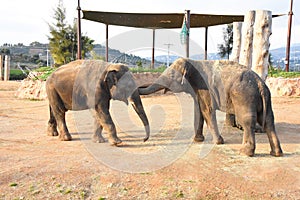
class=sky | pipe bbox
[0,0,299,55]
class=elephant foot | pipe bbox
[270,149,283,157]
[239,146,255,157]
[59,133,72,141]
[109,137,122,146]
[254,124,265,133]
[194,135,205,142]
[214,136,224,145]
[143,136,149,142]
[92,134,106,143]
[47,127,58,136]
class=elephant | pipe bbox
[139,58,283,157]
[46,59,150,145]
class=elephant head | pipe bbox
[103,64,150,142]
[139,58,206,96]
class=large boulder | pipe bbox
[266,77,300,97]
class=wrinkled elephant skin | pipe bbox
[139,58,283,157]
[46,60,150,145]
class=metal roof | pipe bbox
[82,10,284,29]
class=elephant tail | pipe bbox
[257,76,267,131]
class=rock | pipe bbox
[15,75,300,100]
[15,79,47,100]
[266,77,300,97]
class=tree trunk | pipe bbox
[231,22,243,62]
[0,55,3,81]
[251,10,272,81]
[239,10,255,68]
[4,55,10,81]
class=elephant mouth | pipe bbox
[111,92,129,105]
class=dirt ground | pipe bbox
[1,81,300,200]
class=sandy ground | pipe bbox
[1,81,300,200]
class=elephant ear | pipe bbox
[104,70,118,88]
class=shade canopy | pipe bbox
[82,10,283,29]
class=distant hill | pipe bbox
[0,43,164,69]
[147,43,300,70]
[92,44,163,68]
[147,52,222,66]
[271,43,300,58]
[1,43,299,71]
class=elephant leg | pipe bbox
[200,106,224,144]
[56,112,72,141]
[237,113,256,157]
[47,106,58,136]
[205,111,224,144]
[92,118,105,143]
[47,90,71,141]
[263,114,283,157]
[225,113,236,127]
[96,104,122,145]
[51,107,71,141]
[194,100,204,142]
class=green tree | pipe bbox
[0,48,10,55]
[217,23,233,59]
[136,60,143,68]
[70,20,94,59]
[90,50,105,60]
[48,0,94,66]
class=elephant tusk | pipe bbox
[181,71,187,85]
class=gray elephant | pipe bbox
[46,60,150,145]
[139,58,283,157]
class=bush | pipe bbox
[269,66,300,78]
[33,66,56,81]
[9,69,28,80]
[130,65,167,73]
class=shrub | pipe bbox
[130,65,167,73]
[34,66,56,81]
[268,66,300,78]
[9,69,28,80]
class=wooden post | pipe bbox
[106,24,109,62]
[185,10,190,58]
[231,22,243,62]
[77,0,82,60]
[251,10,272,81]
[204,27,208,60]
[285,0,293,72]
[0,55,3,81]
[151,29,155,69]
[239,10,255,68]
[4,55,10,81]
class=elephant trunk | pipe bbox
[138,83,165,95]
[130,90,150,142]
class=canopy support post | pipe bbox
[106,24,109,62]
[204,27,208,60]
[185,10,190,58]
[151,29,155,69]
[77,0,82,60]
[285,0,293,72]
